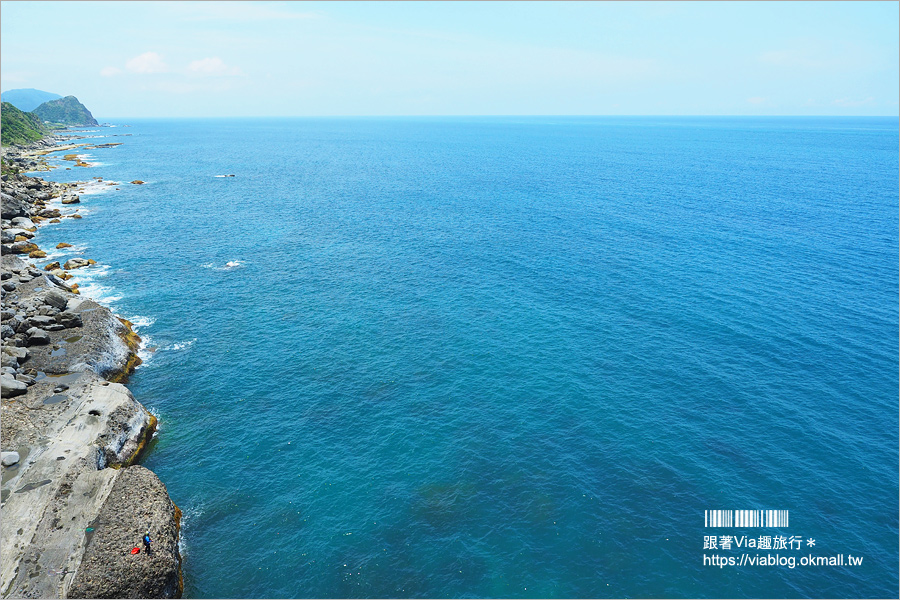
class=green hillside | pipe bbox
[33,95,98,126]
[1,101,48,146]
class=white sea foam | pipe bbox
[201,260,245,271]
[77,180,119,195]
[124,315,156,328]
[75,283,123,306]
[161,339,196,352]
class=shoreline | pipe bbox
[1,130,183,598]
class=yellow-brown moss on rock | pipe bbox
[106,318,144,383]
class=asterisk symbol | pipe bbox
[806,538,816,547]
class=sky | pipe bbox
[1,1,898,118]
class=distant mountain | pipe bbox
[33,95,98,126]
[0,88,62,112]
[1,102,48,146]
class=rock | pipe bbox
[1,282,16,292]
[61,195,81,204]
[9,241,39,254]
[14,374,34,385]
[70,214,83,219]
[63,258,91,270]
[38,208,61,219]
[1,451,20,466]
[3,346,28,363]
[0,354,18,369]
[56,242,73,249]
[1,324,16,339]
[44,261,61,272]
[130,180,145,185]
[53,384,69,393]
[7,228,35,239]
[11,217,36,229]
[27,315,57,328]
[0,193,30,219]
[26,328,51,346]
[56,312,84,329]
[66,466,182,599]
[28,250,48,259]
[1,374,27,397]
[49,218,61,223]
[0,230,17,244]
[43,290,69,310]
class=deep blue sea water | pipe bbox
[32,117,898,598]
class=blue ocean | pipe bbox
[32,117,898,598]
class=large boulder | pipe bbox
[66,466,182,599]
[1,451,20,466]
[11,217,36,230]
[25,327,51,346]
[56,311,83,329]
[9,241,39,255]
[1,192,30,219]
[43,290,68,310]
[1,374,27,397]
[63,258,91,270]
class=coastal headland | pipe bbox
[1,133,182,598]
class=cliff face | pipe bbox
[32,96,98,127]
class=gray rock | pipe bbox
[0,354,18,369]
[0,193,29,219]
[14,374,34,385]
[63,258,91,270]
[61,195,81,205]
[56,311,83,329]
[26,328,51,346]
[1,451,20,466]
[1,324,14,339]
[4,346,28,362]
[38,208,61,219]
[66,466,182,599]
[9,241,38,254]
[10,217,36,229]
[45,324,65,332]
[43,290,68,310]
[5,228,35,239]
[0,230,16,244]
[1,374,27,397]
[2,282,16,292]
[27,315,56,328]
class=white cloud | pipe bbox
[186,57,243,77]
[833,97,874,107]
[126,52,169,74]
[100,66,122,77]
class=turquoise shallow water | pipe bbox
[33,117,898,598]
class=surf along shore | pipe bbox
[1,130,182,598]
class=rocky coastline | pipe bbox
[1,137,182,598]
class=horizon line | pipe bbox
[85,114,900,120]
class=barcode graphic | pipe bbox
[705,510,789,528]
